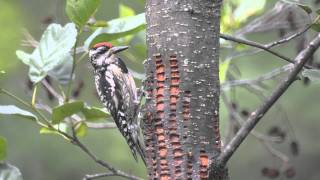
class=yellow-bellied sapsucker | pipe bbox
[89,42,145,164]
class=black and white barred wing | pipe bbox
[106,64,137,121]
[105,64,144,162]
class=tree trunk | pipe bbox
[143,0,227,179]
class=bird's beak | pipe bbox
[110,46,129,54]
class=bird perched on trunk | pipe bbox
[88,42,146,165]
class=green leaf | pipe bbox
[0,137,6,161]
[119,4,135,17]
[66,0,102,28]
[16,50,31,65]
[47,54,73,84]
[39,127,54,134]
[88,20,108,28]
[0,163,23,180]
[302,69,320,83]
[81,106,110,121]
[52,101,84,124]
[219,60,231,83]
[37,23,77,74]
[316,9,320,15]
[84,13,146,49]
[0,105,37,121]
[40,123,68,135]
[16,23,77,83]
[75,123,87,137]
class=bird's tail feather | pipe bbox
[116,111,146,166]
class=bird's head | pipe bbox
[89,42,128,68]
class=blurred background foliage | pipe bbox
[1,0,320,179]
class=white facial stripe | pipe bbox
[89,49,97,58]
[96,55,105,66]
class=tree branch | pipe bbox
[216,33,320,167]
[220,33,312,69]
[222,94,282,143]
[41,79,64,103]
[222,64,293,90]
[264,24,312,49]
[68,127,143,180]
[0,88,139,180]
[220,24,312,69]
[222,93,289,169]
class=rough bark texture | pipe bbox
[144,0,226,179]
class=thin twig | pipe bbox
[76,52,89,65]
[0,88,141,180]
[0,88,30,108]
[34,103,52,113]
[0,88,49,127]
[21,29,38,48]
[220,33,312,69]
[221,25,312,63]
[225,88,290,170]
[41,79,64,104]
[222,64,293,90]
[216,33,320,167]
[65,35,79,102]
[261,140,289,167]
[222,94,281,143]
[41,80,116,129]
[70,126,143,180]
[264,24,312,49]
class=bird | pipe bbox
[88,42,146,165]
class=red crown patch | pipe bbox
[93,42,113,49]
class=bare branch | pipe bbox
[220,33,312,69]
[222,94,282,143]
[14,79,138,179]
[265,24,312,49]
[220,25,312,69]
[220,33,294,64]
[69,126,143,180]
[40,79,116,129]
[21,29,38,48]
[261,140,289,167]
[216,33,320,167]
[41,79,64,104]
[223,93,290,166]
[222,64,293,90]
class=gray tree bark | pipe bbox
[143,0,227,179]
